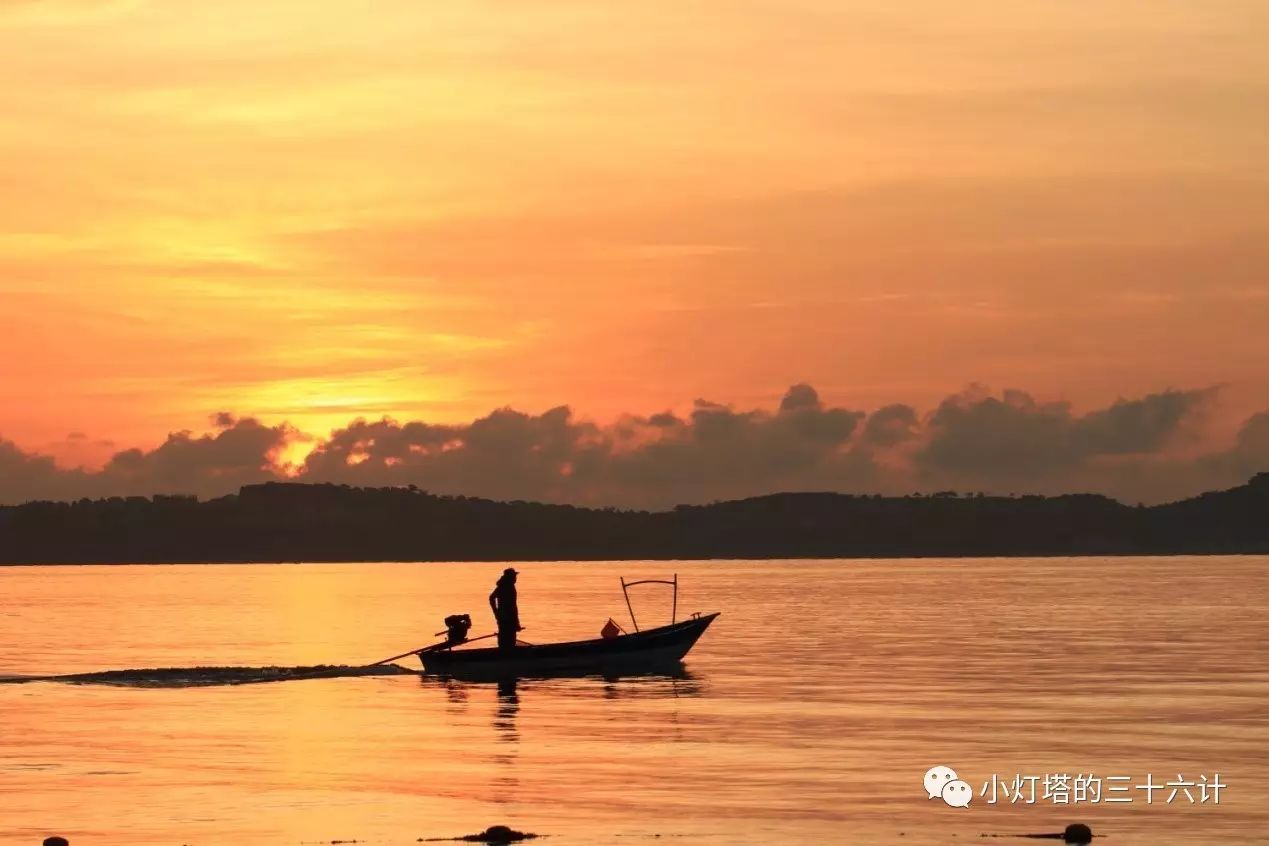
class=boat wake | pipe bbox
[0,663,417,688]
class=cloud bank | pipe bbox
[0,416,291,504]
[1,384,1265,509]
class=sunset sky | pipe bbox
[2,1,1267,506]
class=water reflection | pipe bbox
[495,678,520,742]
[600,667,706,700]
[420,664,706,702]
[442,676,470,715]
[491,677,520,801]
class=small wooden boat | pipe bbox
[415,574,719,679]
[419,612,718,678]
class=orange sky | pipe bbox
[2,0,1267,469]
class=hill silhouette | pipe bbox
[1,475,1267,564]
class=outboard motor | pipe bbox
[443,613,472,645]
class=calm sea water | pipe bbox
[1,557,1267,845]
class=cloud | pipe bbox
[0,383,1264,508]
[862,403,919,447]
[1198,411,1269,487]
[779,382,819,412]
[0,417,294,504]
[292,383,870,508]
[299,406,600,504]
[1234,412,1269,462]
[95,417,294,498]
[0,438,92,503]
[1071,388,1219,455]
[915,386,1219,488]
[589,386,867,504]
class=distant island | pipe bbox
[1,475,1267,564]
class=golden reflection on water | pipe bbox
[1,558,1268,845]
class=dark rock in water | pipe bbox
[1064,823,1093,844]
[457,825,539,843]
[983,824,1094,843]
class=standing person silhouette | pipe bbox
[489,567,522,650]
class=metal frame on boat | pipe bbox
[620,573,679,631]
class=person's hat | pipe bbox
[503,567,518,577]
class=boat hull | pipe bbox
[419,612,719,678]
